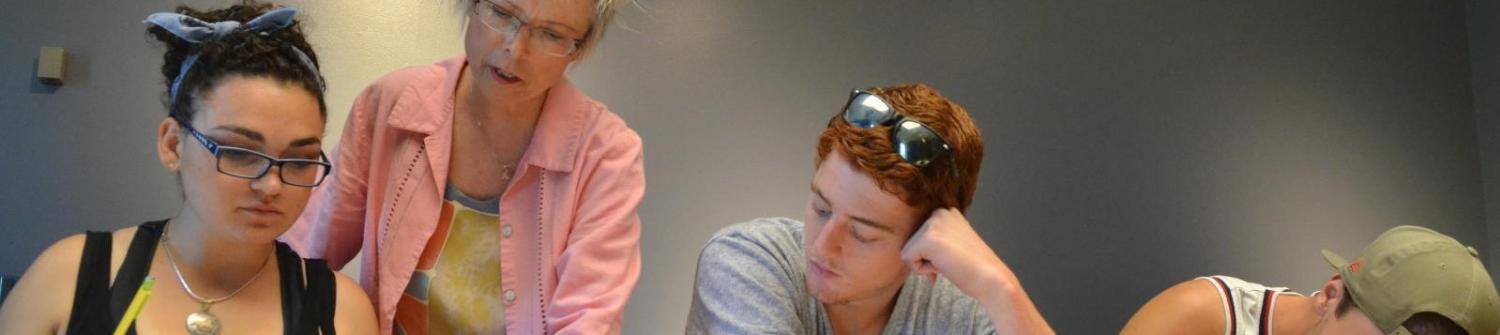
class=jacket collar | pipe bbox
[385,56,586,173]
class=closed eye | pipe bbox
[219,148,264,165]
[852,226,876,241]
[813,206,832,219]
[539,29,566,42]
[850,226,873,243]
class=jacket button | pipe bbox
[504,289,516,303]
[502,224,513,238]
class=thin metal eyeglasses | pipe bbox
[472,0,585,57]
[177,119,332,187]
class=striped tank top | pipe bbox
[1199,275,1302,335]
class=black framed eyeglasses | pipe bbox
[841,89,954,168]
[177,119,332,187]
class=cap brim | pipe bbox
[1321,250,1349,270]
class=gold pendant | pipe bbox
[186,309,221,335]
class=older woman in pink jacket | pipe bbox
[282,0,643,334]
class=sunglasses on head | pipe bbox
[840,89,954,168]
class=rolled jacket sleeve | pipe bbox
[547,114,646,334]
[283,83,380,269]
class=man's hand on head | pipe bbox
[900,208,1056,335]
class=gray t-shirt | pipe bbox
[686,217,996,335]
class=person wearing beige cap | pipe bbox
[1121,225,1498,335]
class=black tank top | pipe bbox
[65,220,337,334]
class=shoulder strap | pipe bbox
[275,241,338,334]
[276,241,309,334]
[1259,289,1276,335]
[108,220,165,320]
[1204,276,1239,335]
[304,257,337,334]
[65,231,113,335]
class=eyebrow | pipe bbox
[538,19,584,37]
[289,137,322,148]
[212,125,321,149]
[810,185,897,233]
[849,215,895,233]
[212,125,264,143]
[494,0,586,37]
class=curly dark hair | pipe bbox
[146,1,325,124]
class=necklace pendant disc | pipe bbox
[186,311,221,335]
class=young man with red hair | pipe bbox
[686,84,1054,334]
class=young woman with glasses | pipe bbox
[281,0,645,334]
[0,2,376,334]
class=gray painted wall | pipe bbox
[2,1,1489,334]
[1473,0,1500,290]
[2,0,186,273]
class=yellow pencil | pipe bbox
[113,277,154,335]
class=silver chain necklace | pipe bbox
[161,229,271,335]
[464,107,518,183]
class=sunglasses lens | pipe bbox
[892,120,950,167]
[843,92,896,128]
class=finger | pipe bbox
[910,260,939,281]
[917,261,937,272]
[904,253,927,273]
[900,230,926,264]
[918,262,938,277]
[931,207,959,222]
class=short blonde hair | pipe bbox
[578,0,620,58]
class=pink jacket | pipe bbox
[283,57,644,335]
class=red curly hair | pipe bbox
[816,84,984,214]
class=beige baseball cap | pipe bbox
[1321,225,1498,335]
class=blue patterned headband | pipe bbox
[144,7,323,105]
